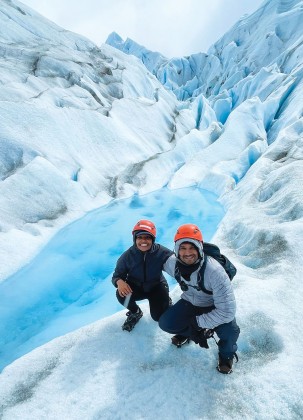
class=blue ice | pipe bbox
[0,187,224,370]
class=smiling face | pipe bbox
[178,242,199,265]
[135,234,153,252]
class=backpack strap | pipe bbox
[174,258,213,295]
[174,263,183,286]
[197,257,213,295]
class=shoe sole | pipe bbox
[122,313,143,332]
[171,338,190,348]
[216,366,233,374]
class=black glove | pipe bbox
[204,328,214,339]
[194,330,209,349]
[189,317,209,348]
[189,318,215,349]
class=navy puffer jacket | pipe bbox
[112,243,173,292]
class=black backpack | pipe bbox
[174,242,237,295]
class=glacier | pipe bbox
[0,0,303,418]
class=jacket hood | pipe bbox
[174,238,203,259]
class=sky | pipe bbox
[20,0,264,57]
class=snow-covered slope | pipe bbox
[106,0,303,272]
[0,292,301,420]
[1,0,303,418]
[0,0,194,280]
[3,0,299,282]
[106,31,168,75]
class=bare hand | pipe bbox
[116,279,133,297]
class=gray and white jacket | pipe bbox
[163,254,236,329]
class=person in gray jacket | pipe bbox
[159,223,240,374]
[112,219,173,332]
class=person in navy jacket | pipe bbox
[112,219,173,331]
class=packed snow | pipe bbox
[0,0,303,419]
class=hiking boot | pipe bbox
[216,356,234,374]
[171,334,190,348]
[122,308,143,332]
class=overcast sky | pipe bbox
[20,0,264,57]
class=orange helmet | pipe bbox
[132,219,156,238]
[174,224,203,242]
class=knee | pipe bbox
[150,301,169,323]
[216,320,240,341]
[158,312,169,332]
[150,312,160,322]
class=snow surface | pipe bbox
[1,0,303,418]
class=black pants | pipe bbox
[116,282,169,321]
